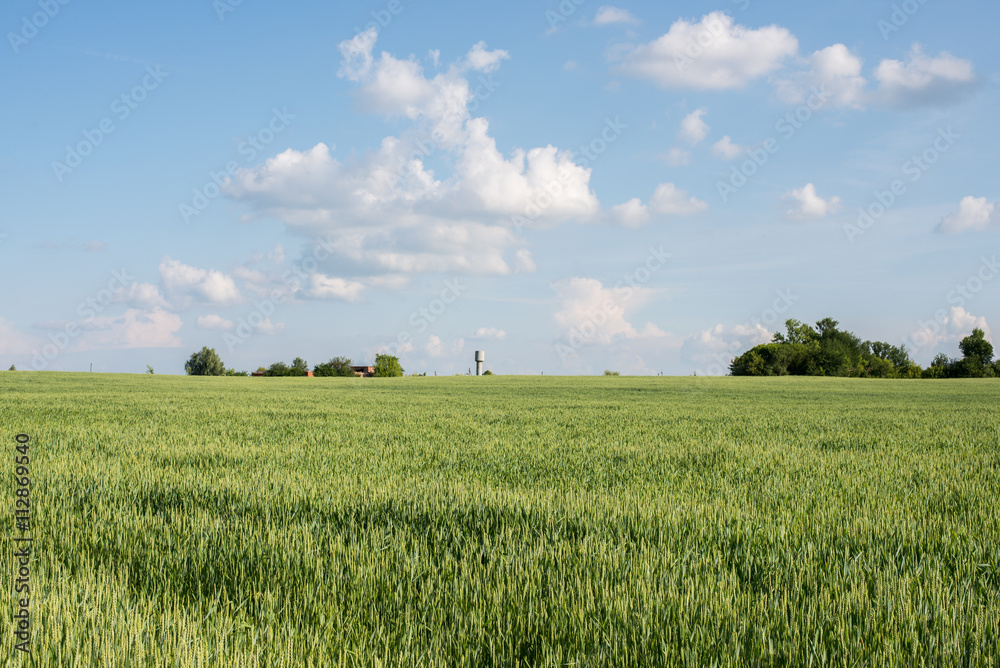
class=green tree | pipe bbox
[224,368,248,376]
[265,362,291,377]
[291,357,310,376]
[146,365,155,375]
[8,364,16,371]
[959,328,993,372]
[373,354,404,377]
[185,347,225,376]
[315,357,355,377]
[772,319,819,345]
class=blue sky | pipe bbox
[1,0,997,375]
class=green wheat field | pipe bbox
[2,372,999,666]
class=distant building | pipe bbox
[351,366,375,377]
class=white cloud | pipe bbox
[256,318,284,335]
[425,335,465,357]
[114,282,169,310]
[937,196,998,234]
[196,314,234,331]
[337,28,378,81]
[159,257,242,307]
[594,6,639,26]
[775,44,867,109]
[649,183,708,216]
[711,135,744,160]
[473,327,507,340]
[552,277,666,345]
[909,307,991,356]
[307,274,366,302]
[782,183,842,220]
[615,12,798,90]
[463,41,509,73]
[663,148,690,166]
[677,108,709,146]
[611,198,650,227]
[226,33,605,278]
[874,44,977,108]
[513,249,537,274]
[563,60,578,71]
[77,308,184,350]
[681,322,772,374]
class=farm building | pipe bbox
[351,366,375,377]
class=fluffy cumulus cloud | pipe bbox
[648,183,708,216]
[937,196,999,234]
[908,307,991,356]
[677,108,709,146]
[681,323,772,374]
[783,183,842,220]
[223,30,620,279]
[594,6,639,26]
[552,277,667,346]
[874,44,977,108]
[159,257,242,307]
[615,12,797,90]
[610,183,705,227]
[114,281,170,310]
[775,44,867,109]
[711,136,744,160]
[463,41,510,73]
[611,198,650,227]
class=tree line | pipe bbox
[730,318,997,379]
[184,348,405,377]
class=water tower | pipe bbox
[474,350,484,376]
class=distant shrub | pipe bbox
[482,370,493,375]
[604,370,620,376]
